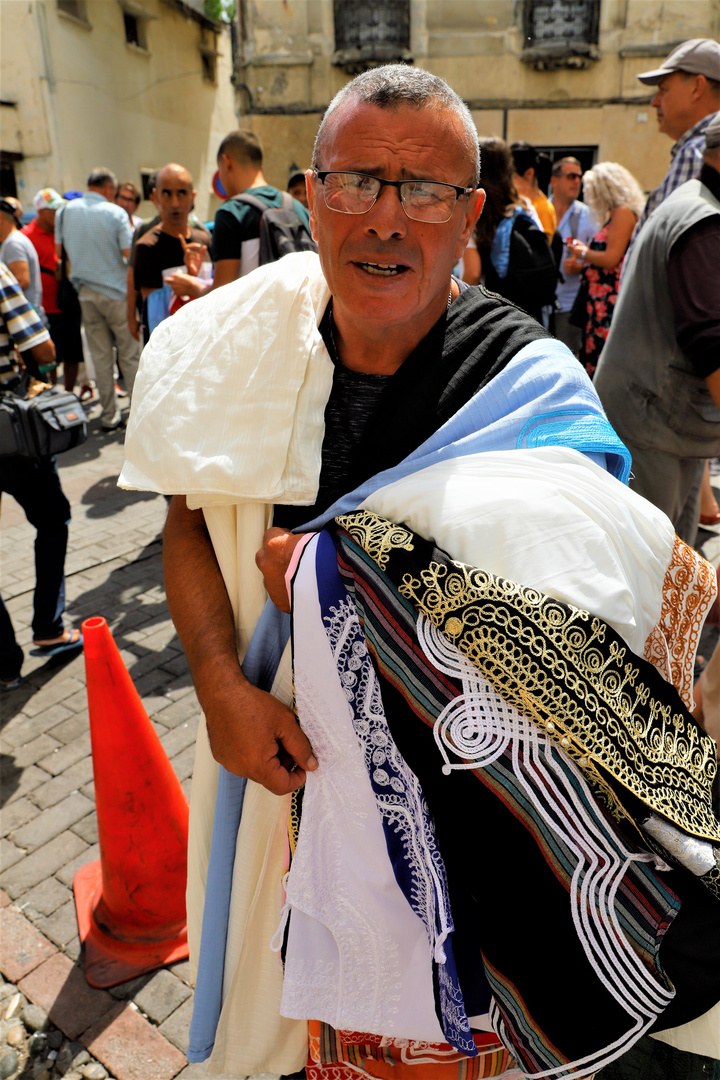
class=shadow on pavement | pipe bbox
[80,475,159,518]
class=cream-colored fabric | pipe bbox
[650,1000,720,1057]
[118,251,332,503]
[362,447,675,658]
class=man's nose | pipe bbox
[364,184,408,240]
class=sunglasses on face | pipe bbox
[561,172,582,181]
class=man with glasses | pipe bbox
[550,157,595,353]
[122,65,720,1080]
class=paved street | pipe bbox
[2,400,720,1080]
[0,404,278,1080]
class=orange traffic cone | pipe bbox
[73,617,190,988]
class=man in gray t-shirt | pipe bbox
[0,198,43,312]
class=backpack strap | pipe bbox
[231,192,271,215]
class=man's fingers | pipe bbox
[277,712,318,773]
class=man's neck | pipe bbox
[330,280,455,376]
[87,186,108,201]
[554,196,574,222]
[226,168,268,197]
[161,220,190,241]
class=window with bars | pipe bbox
[522,0,600,69]
[333,0,411,72]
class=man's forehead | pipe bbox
[157,168,193,189]
[321,99,467,170]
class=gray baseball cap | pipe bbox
[705,111,720,150]
[637,38,720,85]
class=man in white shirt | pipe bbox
[550,157,595,354]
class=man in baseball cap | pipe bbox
[631,38,720,235]
[33,187,65,213]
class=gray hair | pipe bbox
[87,167,118,190]
[312,65,480,185]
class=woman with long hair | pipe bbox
[469,137,556,323]
[565,161,645,376]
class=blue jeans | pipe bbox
[0,455,70,678]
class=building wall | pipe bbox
[0,0,237,219]
[233,0,720,197]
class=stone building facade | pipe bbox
[0,0,237,219]
[234,0,719,196]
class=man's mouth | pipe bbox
[355,261,408,276]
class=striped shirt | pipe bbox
[55,192,132,301]
[0,261,51,381]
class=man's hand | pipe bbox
[203,672,317,795]
[181,236,208,277]
[255,527,305,613]
[128,311,141,340]
[563,254,582,276]
[165,272,209,300]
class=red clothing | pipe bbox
[21,218,59,314]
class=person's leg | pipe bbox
[674,457,705,548]
[0,595,23,685]
[0,456,71,640]
[79,286,119,427]
[624,442,704,544]
[104,297,140,400]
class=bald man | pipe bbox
[130,163,211,342]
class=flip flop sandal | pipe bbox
[30,628,84,657]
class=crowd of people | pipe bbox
[1,31,720,1080]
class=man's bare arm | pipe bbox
[163,496,317,794]
[7,259,30,292]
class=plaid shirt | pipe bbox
[636,113,716,231]
[0,261,51,382]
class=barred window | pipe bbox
[522,0,600,69]
[333,0,411,71]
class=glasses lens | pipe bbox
[401,181,457,223]
[564,172,582,181]
[322,172,379,214]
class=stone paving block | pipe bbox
[38,733,92,776]
[0,838,26,871]
[107,973,152,1001]
[159,720,198,760]
[1,705,74,747]
[18,951,115,1040]
[3,765,49,805]
[83,1000,187,1080]
[62,933,81,961]
[153,699,199,731]
[168,746,195,784]
[132,668,175,698]
[133,969,192,1025]
[32,756,95,810]
[168,960,194,987]
[0,797,40,839]
[41,710,89,743]
[127,647,183,683]
[161,654,191,678]
[71,811,99,845]
[158,995,194,1053]
[0,889,10,906]
[0,905,57,981]
[34,898,79,948]
[21,676,86,717]
[12,791,95,851]
[0,831,87,898]
[163,682,195,703]
[0,733,61,770]
[20,877,73,917]
[55,842,100,887]
[181,778,192,801]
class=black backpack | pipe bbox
[232,192,317,264]
[486,213,559,317]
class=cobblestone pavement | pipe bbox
[3,402,720,1080]
[0,405,279,1080]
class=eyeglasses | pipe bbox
[314,171,474,223]
[561,172,582,181]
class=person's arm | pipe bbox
[208,258,240,290]
[20,336,55,379]
[6,259,30,292]
[667,216,720,388]
[461,245,481,286]
[163,496,317,795]
[567,206,637,270]
[127,265,140,340]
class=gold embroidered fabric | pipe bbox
[338,512,720,845]
[643,535,716,710]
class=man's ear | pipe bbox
[306,169,319,243]
[455,189,484,260]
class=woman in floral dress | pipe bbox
[565,162,645,377]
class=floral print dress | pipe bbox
[581,221,624,378]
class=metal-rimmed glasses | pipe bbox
[314,171,475,223]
